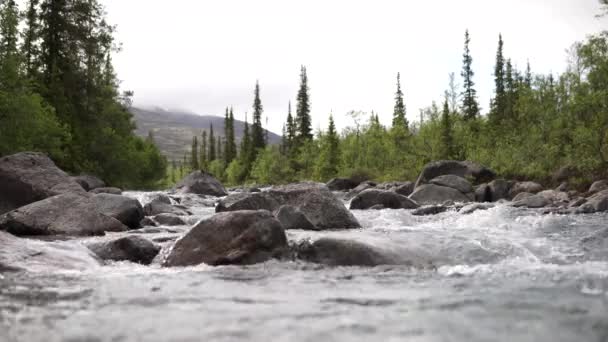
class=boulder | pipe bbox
[87,236,160,265]
[429,175,473,194]
[569,197,587,208]
[0,152,85,215]
[556,182,569,192]
[588,180,608,194]
[0,192,127,236]
[344,181,377,200]
[153,213,186,226]
[91,193,144,229]
[409,184,471,205]
[294,238,398,267]
[71,175,105,191]
[218,183,361,229]
[326,178,359,191]
[392,182,415,197]
[509,181,543,198]
[488,179,512,202]
[140,217,157,227]
[576,190,608,214]
[411,205,450,216]
[512,192,534,202]
[0,231,100,272]
[414,160,495,188]
[89,187,122,195]
[143,196,189,217]
[162,210,288,267]
[475,183,492,202]
[350,189,419,210]
[369,204,385,210]
[537,190,570,204]
[512,194,551,208]
[459,203,494,215]
[174,171,227,197]
[274,205,317,230]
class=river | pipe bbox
[1,191,607,342]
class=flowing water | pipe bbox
[1,192,608,342]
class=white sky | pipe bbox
[103,0,606,134]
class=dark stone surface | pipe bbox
[88,236,160,265]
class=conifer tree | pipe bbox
[22,0,40,78]
[491,34,506,123]
[461,29,480,120]
[524,61,532,88]
[200,130,208,170]
[0,0,20,91]
[314,114,340,180]
[505,58,516,121]
[224,107,236,163]
[286,101,296,151]
[191,136,199,170]
[251,81,265,151]
[296,65,312,141]
[240,113,254,177]
[208,123,216,161]
[216,136,223,163]
[440,97,454,159]
[392,72,408,129]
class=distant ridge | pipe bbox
[131,106,281,161]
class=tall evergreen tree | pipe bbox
[251,81,265,151]
[200,130,208,170]
[295,65,312,141]
[392,72,408,129]
[216,136,223,163]
[505,58,516,121]
[286,101,296,151]
[191,136,199,170]
[21,0,40,78]
[208,123,216,161]
[224,107,237,163]
[240,113,254,177]
[0,0,20,91]
[491,34,506,123]
[524,60,532,88]
[440,97,454,159]
[314,114,340,180]
[461,29,480,120]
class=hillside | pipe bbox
[131,106,281,161]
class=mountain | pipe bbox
[131,106,281,161]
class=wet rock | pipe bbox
[0,152,85,215]
[274,205,317,230]
[0,192,127,236]
[429,175,473,194]
[140,217,157,227]
[174,171,227,197]
[0,231,100,272]
[89,187,122,195]
[512,194,551,208]
[588,180,608,194]
[71,174,105,191]
[556,182,569,192]
[88,236,160,265]
[294,238,398,267]
[576,190,608,213]
[143,197,189,217]
[411,205,450,216]
[475,183,492,202]
[153,213,186,226]
[344,181,377,200]
[488,179,512,202]
[459,203,494,215]
[218,183,361,229]
[370,204,385,210]
[409,184,471,205]
[568,197,587,208]
[92,193,144,229]
[580,228,608,259]
[392,182,415,197]
[414,160,495,188]
[509,181,543,198]
[537,190,569,204]
[326,178,359,191]
[350,189,419,210]
[162,210,288,267]
[512,192,534,202]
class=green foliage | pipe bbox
[461,30,479,120]
[392,73,408,130]
[250,146,295,185]
[251,81,266,152]
[295,65,312,142]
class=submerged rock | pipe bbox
[429,175,473,194]
[409,184,471,205]
[512,194,551,208]
[392,182,415,197]
[0,192,127,236]
[350,189,419,210]
[88,236,160,265]
[92,193,144,229]
[143,195,189,217]
[71,174,105,191]
[344,181,377,200]
[459,202,494,215]
[174,171,227,197]
[414,160,495,188]
[217,183,360,229]
[474,183,492,202]
[0,152,85,215]
[162,210,288,267]
[153,213,186,226]
[512,192,533,202]
[140,217,157,227]
[0,231,100,272]
[274,205,317,230]
[294,238,398,267]
[411,205,450,216]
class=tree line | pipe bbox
[0,0,166,189]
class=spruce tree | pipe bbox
[295,65,312,141]
[524,60,532,88]
[491,34,506,123]
[505,58,516,121]
[191,136,199,170]
[461,29,480,120]
[224,107,237,163]
[315,114,340,180]
[440,97,454,159]
[216,136,223,163]
[240,113,254,177]
[251,81,265,151]
[392,72,408,130]
[286,101,296,151]
[0,0,20,91]
[200,130,208,170]
[22,0,40,78]
[208,123,216,161]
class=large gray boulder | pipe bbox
[409,184,471,205]
[344,181,377,201]
[414,160,495,188]
[0,152,85,215]
[588,180,608,195]
[87,236,160,265]
[0,231,100,272]
[89,187,122,195]
[429,175,473,194]
[143,194,189,216]
[512,194,551,208]
[218,183,360,229]
[350,189,419,210]
[71,174,105,191]
[509,181,543,198]
[174,171,227,197]
[162,210,288,267]
[92,193,144,229]
[488,179,513,202]
[576,190,608,213]
[294,238,399,267]
[392,182,415,197]
[326,178,359,191]
[274,205,317,230]
[153,213,186,226]
[0,193,127,236]
[475,183,492,202]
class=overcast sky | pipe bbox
[103,0,605,134]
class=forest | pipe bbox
[1,0,607,190]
